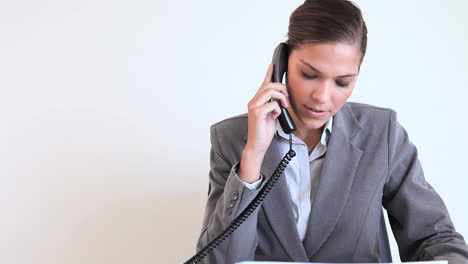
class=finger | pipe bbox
[270,107,282,120]
[251,89,287,108]
[253,89,289,108]
[269,103,282,120]
[256,82,289,98]
[255,101,281,120]
[263,63,274,84]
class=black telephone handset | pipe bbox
[271,42,296,134]
[185,43,297,264]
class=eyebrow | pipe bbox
[300,59,358,78]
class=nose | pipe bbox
[310,80,330,104]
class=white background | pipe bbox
[1,0,467,263]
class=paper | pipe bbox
[237,261,448,264]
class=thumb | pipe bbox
[263,63,274,84]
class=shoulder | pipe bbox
[346,101,396,119]
[210,113,248,134]
[209,113,248,162]
[343,101,397,130]
[209,113,248,145]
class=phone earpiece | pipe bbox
[185,43,299,263]
[271,43,296,134]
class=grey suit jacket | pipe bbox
[196,102,468,264]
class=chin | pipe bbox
[290,105,331,131]
[300,116,329,130]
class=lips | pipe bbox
[304,105,328,118]
[305,106,326,112]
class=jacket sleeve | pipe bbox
[195,124,265,264]
[382,110,468,263]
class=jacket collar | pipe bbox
[255,103,365,260]
[302,103,364,259]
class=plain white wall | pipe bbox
[1,0,467,263]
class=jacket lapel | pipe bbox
[302,104,364,259]
[259,137,309,262]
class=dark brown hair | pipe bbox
[287,0,368,64]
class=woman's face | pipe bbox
[286,42,362,133]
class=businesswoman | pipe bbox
[195,0,468,263]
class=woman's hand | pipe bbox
[238,63,290,183]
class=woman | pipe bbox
[195,0,468,263]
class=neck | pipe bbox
[287,105,323,144]
[295,125,323,148]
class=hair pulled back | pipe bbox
[287,0,368,63]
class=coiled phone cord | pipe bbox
[184,135,296,264]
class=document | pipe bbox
[237,261,447,264]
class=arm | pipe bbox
[383,110,468,263]
[196,63,288,263]
[195,124,265,264]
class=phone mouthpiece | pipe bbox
[278,107,296,134]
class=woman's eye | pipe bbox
[301,72,317,80]
[336,81,350,88]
